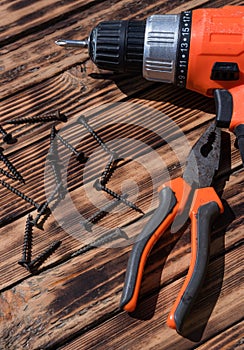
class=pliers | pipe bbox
[120,122,224,334]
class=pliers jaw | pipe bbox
[183,123,221,189]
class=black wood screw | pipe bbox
[93,180,143,214]
[81,194,128,231]
[0,125,17,144]
[31,183,62,228]
[0,167,17,180]
[0,179,42,210]
[47,126,66,200]
[0,147,24,183]
[5,110,67,125]
[27,240,61,273]
[71,228,128,258]
[77,115,111,154]
[100,151,120,186]
[48,126,59,159]
[18,214,34,268]
[56,132,86,162]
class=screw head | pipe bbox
[76,151,87,163]
[93,179,103,191]
[80,219,92,232]
[56,111,67,122]
[77,115,86,124]
[3,133,17,144]
[18,260,30,269]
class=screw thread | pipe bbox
[20,214,33,264]
[100,152,118,186]
[0,125,7,137]
[71,228,128,257]
[28,241,61,271]
[0,179,41,209]
[49,162,66,199]
[0,152,24,183]
[32,183,62,227]
[48,129,66,199]
[77,115,111,154]
[49,126,59,156]
[6,111,67,125]
[56,133,79,156]
[101,185,143,214]
[91,194,128,223]
[0,167,16,180]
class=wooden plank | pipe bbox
[196,321,244,350]
[0,0,101,43]
[59,245,243,350]
[0,107,242,289]
[0,0,243,348]
[0,71,242,223]
[0,236,242,349]
[0,0,238,98]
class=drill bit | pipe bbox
[55,39,88,48]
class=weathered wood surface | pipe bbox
[0,0,243,349]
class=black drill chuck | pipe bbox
[88,20,145,72]
[55,12,191,85]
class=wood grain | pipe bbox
[0,170,243,349]
[196,321,244,349]
[0,0,241,98]
[0,0,243,349]
[59,246,243,350]
[0,237,242,349]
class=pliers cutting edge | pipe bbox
[120,122,224,334]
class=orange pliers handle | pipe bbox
[120,178,224,333]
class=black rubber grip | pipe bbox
[173,201,221,334]
[234,124,244,166]
[120,187,177,309]
[214,89,233,128]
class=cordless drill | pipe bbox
[56,6,244,163]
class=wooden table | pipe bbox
[0,0,243,349]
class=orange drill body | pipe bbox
[187,6,244,130]
[56,5,244,157]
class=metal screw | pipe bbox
[47,127,66,200]
[77,115,111,154]
[5,110,67,125]
[0,179,42,210]
[27,241,61,273]
[71,228,128,258]
[0,147,24,183]
[31,183,62,228]
[0,125,17,144]
[48,126,62,160]
[0,167,17,180]
[18,214,34,268]
[93,180,143,214]
[100,151,120,186]
[81,194,128,231]
[56,132,86,162]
